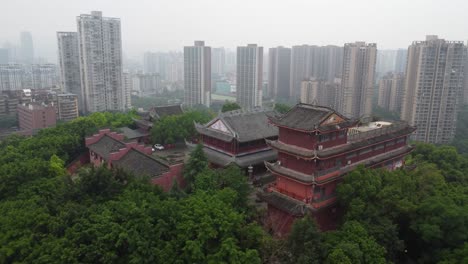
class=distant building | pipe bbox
[194,109,278,172]
[132,73,162,97]
[340,42,377,119]
[268,47,291,100]
[290,45,343,100]
[212,47,226,77]
[31,64,58,90]
[260,103,415,235]
[378,72,404,113]
[0,94,19,116]
[57,93,79,122]
[17,103,56,135]
[237,44,263,110]
[122,72,132,109]
[77,11,125,113]
[57,32,83,111]
[20,31,34,64]
[0,64,31,91]
[300,78,341,109]
[0,48,9,64]
[184,41,211,107]
[401,35,465,144]
[394,49,407,73]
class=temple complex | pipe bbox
[259,104,415,235]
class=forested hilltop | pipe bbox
[1,112,468,263]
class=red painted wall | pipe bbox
[276,175,312,201]
[279,128,316,149]
[266,205,297,237]
[278,152,316,174]
[151,163,185,191]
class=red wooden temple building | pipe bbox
[194,109,278,174]
[259,104,416,236]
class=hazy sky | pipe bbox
[1,0,467,62]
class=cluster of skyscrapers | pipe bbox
[183,35,468,145]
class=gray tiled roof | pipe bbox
[197,109,278,143]
[118,127,149,139]
[112,149,169,178]
[150,104,183,119]
[202,146,277,168]
[88,135,126,160]
[258,191,312,215]
[269,104,346,131]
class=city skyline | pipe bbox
[1,0,468,62]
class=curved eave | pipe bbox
[267,127,415,160]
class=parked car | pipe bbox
[153,144,165,150]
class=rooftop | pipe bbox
[113,149,169,178]
[268,104,351,132]
[196,109,278,143]
[87,134,126,160]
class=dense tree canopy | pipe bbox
[150,110,214,144]
[274,103,292,114]
[2,107,468,263]
[221,101,242,112]
[0,112,266,263]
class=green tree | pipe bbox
[274,103,292,114]
[286,215,324,264]
[221,101,241,112]
[183,144,208,191]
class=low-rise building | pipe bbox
[85,129,185,191]
[17,103,57,135]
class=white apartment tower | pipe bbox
[184,41,211,107]
[236,44,263,110]
[57,32,83,111]
[77,11,124,113]
[401,35,465,144]
[340,42,377,119]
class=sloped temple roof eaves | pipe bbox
[265,145,415,185]
[266,126,416,160]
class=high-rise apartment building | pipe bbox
[57,32,83,111]
[31,64,58,90]
[133,73,162,96]
[77,11,125,113]
[340,42,377,119]
[236,44,263,110]
[122,72,132,109]
[184,41,211,107]
[401,35,465,144]
[268,47,291,99]
[300,78,340,109]
[0,49,8,64]
[0,64,31,91]
[395,49,408,73]
[212,47,226,77]
[20,32,34,64]
[290,45,314,100]
[378,72,404,113]
[290,45,343,100]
